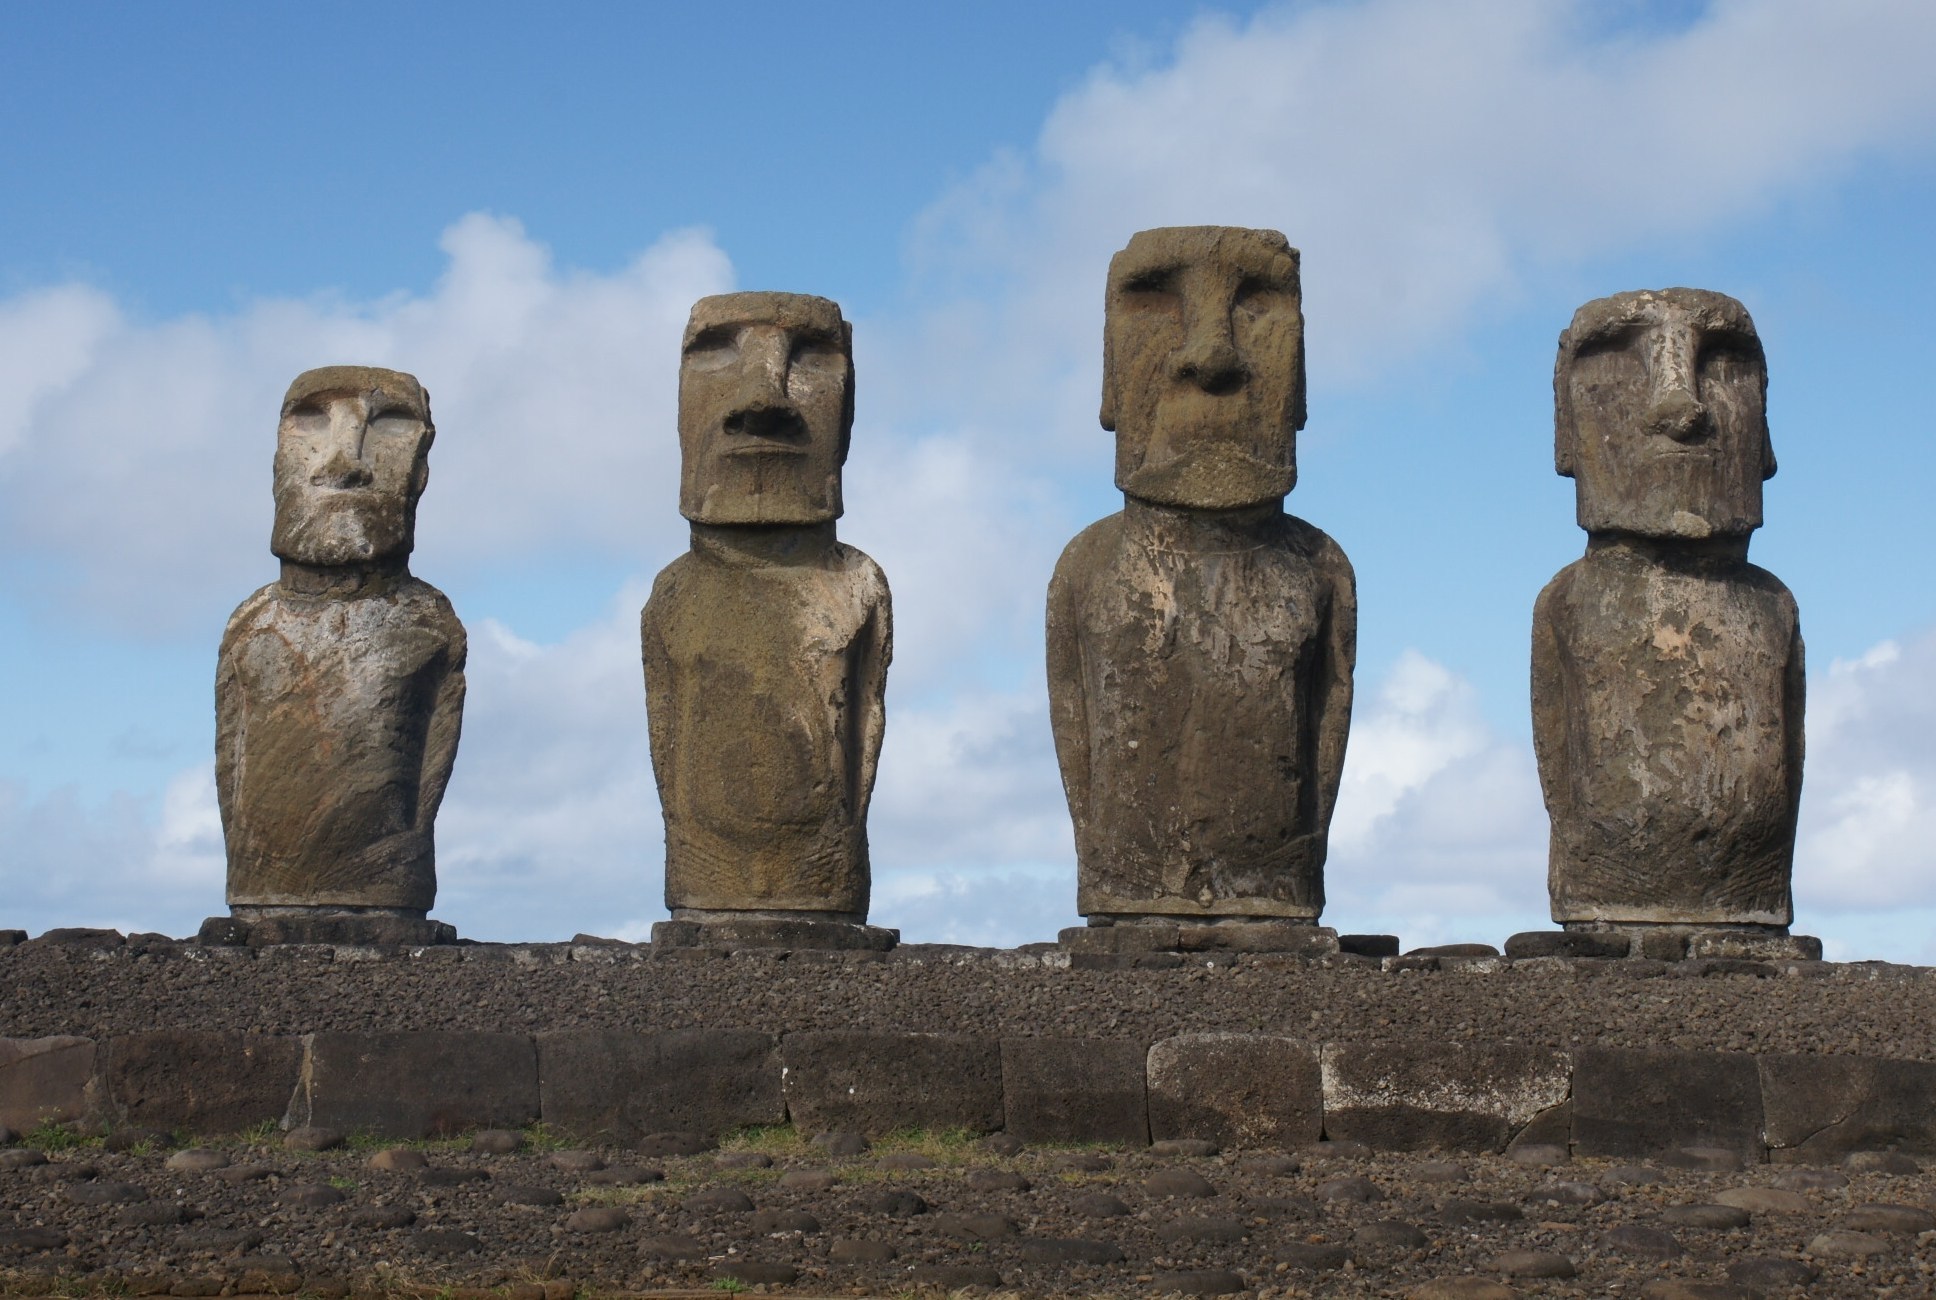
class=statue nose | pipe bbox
[1176,337,1247,395]
[312,445,374,487]
[1646,389,1711,442]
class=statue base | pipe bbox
[1507,924,1822,962]
[199,910,458,948]
[1059,919,1349,956]
[651,916,899,952]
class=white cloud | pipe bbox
[1795,625,1936,914]
[908,0,1936,401]
[0,216,732,633]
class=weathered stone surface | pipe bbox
[1321,1043,1571,1153]
[1503,931,1631,959]
[1048,226,1354,923]
[1147,1033,1320,1147]
[218,366,465,921]
[650,917,896,951]
[0,1036,94,1130]
[1535,290,1801,929]
[781,1031,1000,1134]
[644,293,889,924]
[1759,1053,1936,1162]
[91,1032,301,1134]
[536,1029,781,1143]
[1002,1037,1148,1144]
[197,914,456,947]
[1572,1048,1763,1159]
[294,1031,536,1137]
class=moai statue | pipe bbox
[643,293,896,951]
[204,366,466,948]
[1047,227,1357,956]
[1520,288,1813,963]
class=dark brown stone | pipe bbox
[220,367,464,920]
[93,1033,302,1134]
[1536,290,1800,928]
[645,293,888,924]
[1321,1042,1571,1153]
[0,1036,94,1131]
[1572,1048,1763,1160]
[781,1031,1000,1134]
[1146,1033,1320,1147]
[1001,1037,1148,1144]
[296,1031,536,1137]
[536,1028,781,1144]
[1049,227,1353,923]
[1759,1053,1936,1162]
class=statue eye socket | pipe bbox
[282,409,330,437]
[1232,277,1288,316]
[1570,323,1639,360]
[1698,333,1761,374]
[1116,267,1178,301]
[367,412,420,438]
[789,338,845,373]
[684,328,741,370]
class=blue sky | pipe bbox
[3,0,1934,956]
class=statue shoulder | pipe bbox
[831,541,890,605]
[218,583,281,652]
[1050,513,1125,595]
[1278,514,1354,588]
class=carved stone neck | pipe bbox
[689,521,839,567]
[277,559,408,599]
[1121,496,1284,554]
[1586,532,1751,571]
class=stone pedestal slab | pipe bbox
[651,918,898,952]
[199,913,458,948]
[1059,921,1339,956]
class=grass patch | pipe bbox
[21,1120,99,1152]
[717,1123,810,1157]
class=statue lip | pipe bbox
[719,442,810,457]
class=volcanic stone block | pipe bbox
[1572,1047,1763,1160]
[293,1032,536,1138]
[217,366,466,925]
[93,1033,302,1135]
[643,293,891,939]
[782,1032,1001,1135]
[1534,289,1802,930]
[1760,1054,1936,1162]
[0,1036,94,1131]
[537,1030,782,1144]
[1048,226,1355,923]
[1147,1034,1320,1147]
[1002,1038,1148,1145]
[1320,1043,1572,1152]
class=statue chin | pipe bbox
[1121,444,1295,511]
[272,506,407,570]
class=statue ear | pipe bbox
[1758,370,1776,480]
[1553,330,1576,478]
[1099,317,1119,432]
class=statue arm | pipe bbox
[213,624,244,841]
[1529,574,1571,819]
[850,566,893,822]
[1045,544,1092,834]
[1313,542,1357,837]
[415,616,467,832]
[641,578,677,807]
[1783,603,1806,819]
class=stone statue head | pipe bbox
[1555,288,1773,540]
[678,292,853,526]
[271,366,434,569]
[1101,226,1306,510]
